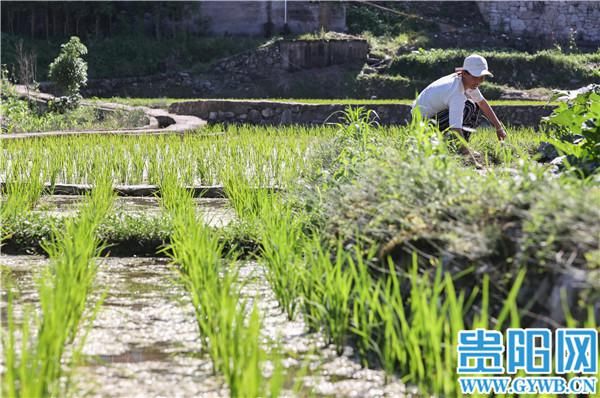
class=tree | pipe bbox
[48,36,88,96]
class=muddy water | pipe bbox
[0,256,226,397]
[239,263,416,398]
[1,256,416,397]
[33,195,235,227]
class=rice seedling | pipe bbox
[2,124,325,187]
[1,162,45,224]
[258,196,306,320]
[301,238,354,353]
[3,105,597,398]
[160,178,283,397]
[1,177,114,398]
[346,246,382,367]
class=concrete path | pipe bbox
[2,86,206,140]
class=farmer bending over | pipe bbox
[412,54,507,144]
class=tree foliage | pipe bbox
[48,36,87,96]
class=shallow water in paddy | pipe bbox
[33,195,235,227]
[0,256,416,397]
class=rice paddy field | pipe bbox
[1,110,599,397]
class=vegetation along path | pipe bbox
[1,85,205,139]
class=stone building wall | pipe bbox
[199,1,346,36]
[477,1,600,44]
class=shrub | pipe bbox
[48,36,88,96]
[388,49,600,89]
[542,86,600,176]
[479,82,504,100]
[355,73,418,99]
[47,94,82,114]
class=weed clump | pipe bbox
[301,107,599,327]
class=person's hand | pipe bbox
[496,127,507,141]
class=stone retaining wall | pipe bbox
[78,38,368,98]
[211,38,369,74]
[477,1,600,44]
[169,100,555,128]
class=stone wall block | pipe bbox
[477,1,600,43]
[248,109,261,123]
[170,101,553,128]
[280,109,292,124]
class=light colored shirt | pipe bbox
[412,73,484,129]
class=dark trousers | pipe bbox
[434,99,483,141]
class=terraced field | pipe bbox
[2,109,598,398]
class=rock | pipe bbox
[362,66,377,75]
[208,111,218,121]
[537,141,560,162]
[550,155,567,166]
[261,108,273,118]
[554,84,600,102]
[510,19,526,34]
[248,109,261,123]
[280,109,292,124]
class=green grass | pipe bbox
[87,96,194,109]
[1,33,267,80]
[387,48,600,90]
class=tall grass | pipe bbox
[1,177,114,397]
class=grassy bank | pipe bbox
[90,96,557,110]
[386,48,600,90]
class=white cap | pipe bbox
[461,54,493,77]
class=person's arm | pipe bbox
[477,99,507,141]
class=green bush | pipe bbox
[346,2,437,37]
[388,49,600,89]
[355,73,419,99]
[478,82,504,100]
[0,86,147,133]
[542,86,600,176]
[48,37,88,96]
